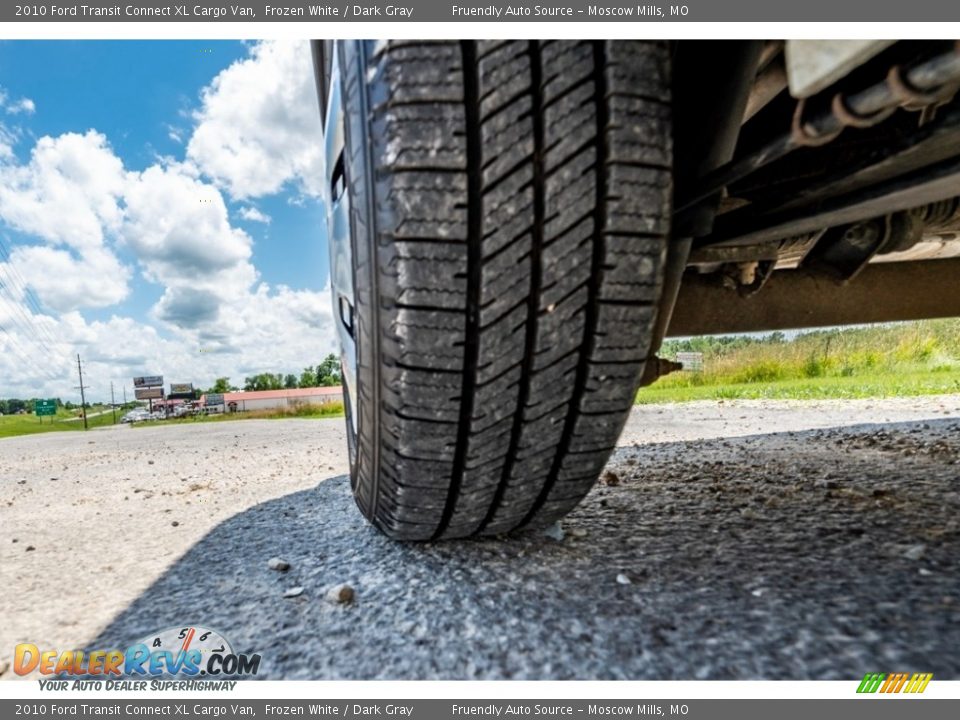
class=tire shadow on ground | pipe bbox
[86,417,960,680]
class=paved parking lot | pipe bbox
[2,395,958,679]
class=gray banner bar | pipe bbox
[3,699,960,719]
[6,0,960,22]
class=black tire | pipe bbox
[339,40,671,540]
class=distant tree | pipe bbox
[316,353,342,386]
[244,373,284,391]
[298,367,317,388]
[210,377,232,394]
[284,373,298,389]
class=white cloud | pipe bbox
[0,289,336,400]
[123,163,252,277]
[0,130,126,252]
[5,245,130,312]
[187,41,323,200]
[0,88,36,116]
[0,131,131,310]
[238,206,270,224]
[121,162,258,330]
[0,43,338,401]
[7,98,35,115]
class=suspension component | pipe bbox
[679,44,960,213]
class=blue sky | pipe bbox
[0,41,335,400]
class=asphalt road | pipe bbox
[74,403,959,680]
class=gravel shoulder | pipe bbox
[1,396,958,679]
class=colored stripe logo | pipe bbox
[857,672,933,694]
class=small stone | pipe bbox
[171,521,179,527]
[148,460,155,465]
[903,544,926,561]
[751,588,765,597]
[571,528,588,539]
[325,584,354,604]
[616,573,632,585]
[268,557,291,572]
[282,586,304,598]
[601,470,620,486]
[543,522,565,542]
[918,568,933,576]
[25,545,35,552]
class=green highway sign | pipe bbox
[35,399,57,416]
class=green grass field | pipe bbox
[0,406,120,439]
[1,401,345,439]
[642,319,960,404]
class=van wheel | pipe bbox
[335,40,671,539]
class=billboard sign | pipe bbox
[35,399,57,416]
[205,393,225,407]
[135,387,164,400]
[133,375,163,388]
[168,382,196,400]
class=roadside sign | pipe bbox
[135,387,164,400]
[677,352,704,372]
[133,375,164,388]
[205,393,225,406]
[168,383,197,400]
[35,399,57,416]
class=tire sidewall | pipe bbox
[338,41,380,516]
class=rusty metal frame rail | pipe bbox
[705,153,960,248]
[666,258,960,337]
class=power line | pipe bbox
[0,240,67,353]
[0,311,66,381]
[0,236,48,318]
[0,275,65,361]
[0,319,61,382]
[0,238,74,384]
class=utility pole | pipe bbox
[123,386,127,406]
[75,353,89,430]
[110,381,117,424]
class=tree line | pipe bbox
[207,353,342,393]
[0,398,94,414]
[661,331,788,359]
[2,354,343,411]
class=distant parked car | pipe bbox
[121,409,150,423]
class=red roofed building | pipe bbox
[201,386,343,412]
